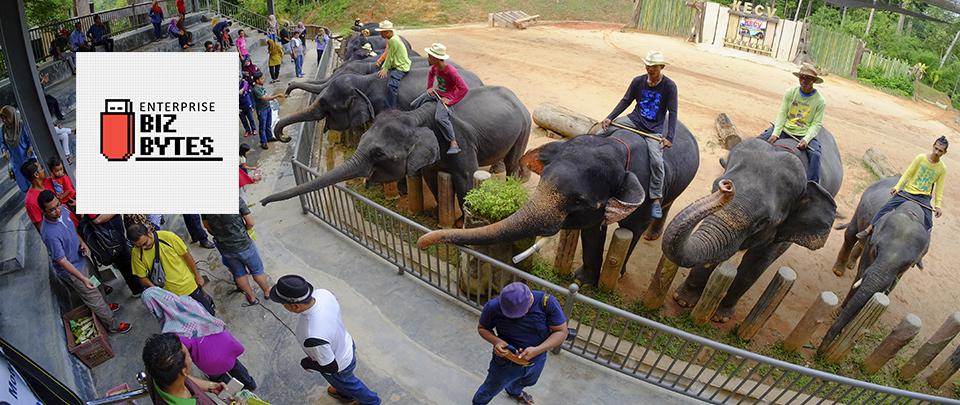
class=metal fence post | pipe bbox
[553,283,579,355]
[292,159,308,214]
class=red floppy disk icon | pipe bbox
[100,99,135,161]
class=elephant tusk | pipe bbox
[512,237,552,264]
[853,278,862,289]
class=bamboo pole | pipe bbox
[737,267,797,341]
[641,255,680,310]
[553,229,579,276]
[900,312,960,380]
[862,313,922,374]
[819,292,890,364]
[783,291,839,353]
[690,263,737,326]
[437,172,456,229]
[598,228,633,290]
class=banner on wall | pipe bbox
[738,17,768,38]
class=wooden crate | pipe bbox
[63,306,114,368]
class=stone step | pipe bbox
[0,183,27,275]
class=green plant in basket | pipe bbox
[464,177,528,222]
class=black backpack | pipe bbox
[77,215,128,266]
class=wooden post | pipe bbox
[324,143,336,172]
[737,266,797,341]
[598,228,633,290]
[863,148,899,178]
[820,292,890,364]
[383,181,400,200]
[691,263,737,326]
[715,113,742,150]
[900,312,960,380]
[783,291,839,353]
[473,170,491,189]
[405,175,424,214]
[927,343,960,389]
[641,256,680,310]
[862,313,922,374]
[532,103,601,138]
[553,229,579,276]
[437,172,456,229]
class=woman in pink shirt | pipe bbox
[410,43,469,154]
[236,29,249,60]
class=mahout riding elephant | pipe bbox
[663,132,842,323]
[343,28,417,63]
[274,68,483,137]
[284,57,467,96]
[820,176,929,351]
[261,86,531,208]
[415,124,700,286]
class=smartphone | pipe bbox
[219,378,244,400]
[505,344,519,354]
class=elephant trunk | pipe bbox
[819,265,897,352]
[285,80,330,95]
[662,180,740,268]
[274,100,326,139]
[417,187,565,249]
[261,156,372,206]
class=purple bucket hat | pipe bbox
[500,282,534,319]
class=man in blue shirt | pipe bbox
[600,50,678,219]
[68,22,93,52]
[472,282,568,405]
[86,15,114,52]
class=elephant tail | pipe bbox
[834,222,849,230]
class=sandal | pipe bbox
[242,298,260,307]
[508,391,534,405]
[326,386,354,402]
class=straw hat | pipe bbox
[375,20,395,32]
[793,63,824,84]
[642,50,669,66]
[424,43,450,60]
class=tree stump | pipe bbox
[737,267,797,341]
[783,291,839,353]
[458,207,514,297]
[691,263,737,326]
[862,313,922,374]
[532,103,601,139]
[819,293,890,364]
[641,256,680,310]
[863,148,899,178]
[405,175,424,213]
[553,229,579,276]
[715,113,742,150]
[927,343,960,389]
[599,228,633,290]
[437,172,456,229]
[900,312,960,380]
[473,170,491,189]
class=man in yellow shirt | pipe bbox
[858,136,948,239]
[127,223,217,315]
[374,20,411,110]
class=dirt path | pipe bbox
[402,23,960,352]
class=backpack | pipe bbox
[77,215,128,266]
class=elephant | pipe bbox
[819,176,929,352]
[415,124,701,286]
[343,29,417,63]
[261,86,531,209]
[663,132,842,323]
[284,57,463,96]
[274,68,484,137]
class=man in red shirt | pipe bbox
[22,160,78,233]
[411,43,469,154]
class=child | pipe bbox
[53,122,74,164]
[44,156,76,210]
[252,72,285,149]
[239,76,256,138]
[240,143,256,174]
[236,29,249,60]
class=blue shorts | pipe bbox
[219,243,265,278]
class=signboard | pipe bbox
[730,0,777,18]
[739,17,768,38]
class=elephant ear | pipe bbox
[351,88,375,123]
[605,171,645,225]
[406,127,440,174]
[775,181,837,249]
[520,141,564,175]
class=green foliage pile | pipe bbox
[464,178,528,222]
[857,64,915,96]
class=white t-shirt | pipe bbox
[296,289,355,372]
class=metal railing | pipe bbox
[212,0,268,34]
[288,49,960,405]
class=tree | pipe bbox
[24,0,71,26]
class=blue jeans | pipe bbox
[411,92,455,142]
[385,69,407,110]
[758,127,822,183]
[219,243,265,278]
[321,345,380,405]
[257,107,273,144]
[152,23,164,39]
[183,214,210,243]
[239,106,257,133]
[871,192,933,230]
[294,54,304,76]
[472,354,547,405]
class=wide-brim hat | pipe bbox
[793,63,824,84]
[424,43,450,60]
[361,43,373,51]
[268,275,314,304]
[642,50,668,66]
[375,20,395,32]
[500,282,534,319]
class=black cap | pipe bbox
[269,275,314,304]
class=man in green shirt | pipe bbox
[374,20,411,110]
[758,63,827,183]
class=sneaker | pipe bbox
[199,240,216,249]
[856,229,870,240]
[651,201,663,219]
[108,303,120,312]
[447,143,461,155]
[112,322,132,334]
[261,143,269,150]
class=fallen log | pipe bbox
[863,148,899,178]
[715,113,742,150]
[532,103,600,139]
[513,14,541,29]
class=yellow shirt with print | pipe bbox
[896,153,947,208]
[131,230,198,296]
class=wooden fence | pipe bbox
[807,24,860,78]
[860,50,913,79]
[631,0,697,38]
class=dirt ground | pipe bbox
[401,23,960,355]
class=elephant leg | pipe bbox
[574,224,608,286]
[502,131,528,179]
[714,241,792,323]
[847,240,864,270]
[642,202,672,241]
[674,263,718,308]
[832,225,859,277]
[619,223,650,277]
[423,167,440,210]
